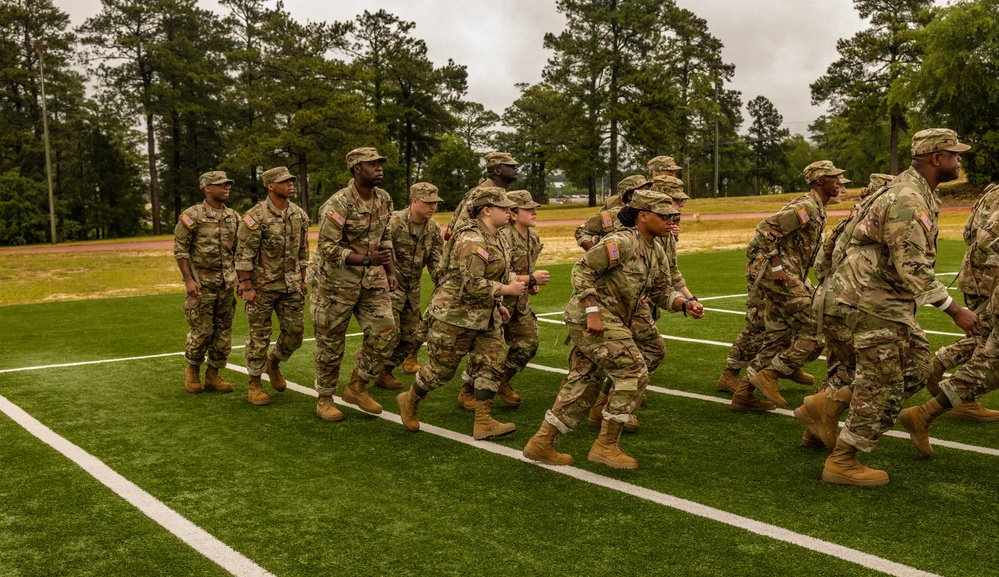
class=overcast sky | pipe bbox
[56,0,870,137]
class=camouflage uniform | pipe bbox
[386,184,445,370]
[445,152,518,238]
[174,198,239,368]
[310,178,396,395]
[724,259,768,371]
[500,193,543,374]
[235,194,310,377]
[544,193,683,433]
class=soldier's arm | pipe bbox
[427,225,446,285]
[886,202,950,305]
[173,217,200,297]
[234,216,260,301]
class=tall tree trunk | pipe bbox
[588,174,596,207]
[298,152,310,219]
[889,112,900,175]
[405,119,414,193]
[172,108,181,221]
[146,113,161,235]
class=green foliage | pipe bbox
[746,95,790,195]
[0,170,48,245]
[420,134,480,210]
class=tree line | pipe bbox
[1,0,995,245]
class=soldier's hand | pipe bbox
[185,278,200,298]
[300,281,308,296]
[388,276,398,291]
[242,288,257,304]
[500,279,527,296]
[687,301,705,318]
[672,223,681,238]
[771,268,788,287]
[951,306,980,337]
[586,311,604,337]
[498,304,511,322]
[368,248,392,266]
[532,270,550,286]
[529,285,540,295]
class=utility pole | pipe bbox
[34,39,57,244]
[714,78,720,198]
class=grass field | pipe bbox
[2,233,997,577]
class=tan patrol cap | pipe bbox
[507,190,540,209]
[911,128,971,156]
[200,170,233,188]
[410,182,443,202]
[261,166,296,186]
[470,186,516,208]
[630,190,679,216]
[485,152,518,168]
[838,176,851,184]
[617,175,650,196]
[647,155,682,172]
[803,160,845,184]
[651,175,689,202]
[346,147,387,170]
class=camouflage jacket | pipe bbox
[746,189,826,283]
[957,186,999,297]
[501,225,542,315]
[814,212,854,284]
[601,194,624,210]
[311,180,394,294]
[444,177,499,237]
[660,233,686,291]
[426,219,514,330]
[173,200,239,290]
[564,227,682,339]
[235,196,310,293]
[388,207,445,311]
[828,167,948,327]
[574,206,622,248]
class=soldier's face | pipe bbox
[494,164,518,184]
[936,151,962,183]
[484,205,511,228]
[204,183,231,203]
[411,199,437,222]
[355,161,384,187]
[269,179,295,199]
[511,207,537,228]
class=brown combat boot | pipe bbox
[185,364,202,394]
[203,366,233,393]
[265,353,286,392]
[749,367,786,408]
[587,393,608,426]
[588,419,638,470]
[374,367,404,390]
[497,367,522,407]
[925,357,945,396]
[715,367,741,394]
[801,429,825,448]
[341,369,383,415]
[523,421,573,465]
[899,398,948,457]
[623,414,639,433]
[396,387,422,432]
[457,382,476,411]
[822,440,889,486]
[401,346,421,374]
[247,375,271,406]
[952,401,999,422]
[730,379,777,412]
[787,367,815,385]
[472,399,517,440]
[315,395,344,422]
[793,387,852,451]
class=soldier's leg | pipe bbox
[271,290,305,362]
[244,291,279,376]
[547,323,605,432]
[415,319,476,395]
[466,326,516,439]
[630,303,665,375]
[310,289,356,397]
[503,310,540,375]
[184,290,215,367]
[385,302,415,369]
[352,287,396,382]
[718,298,765,393]
[206,287,236,369]
[770,301,822,376]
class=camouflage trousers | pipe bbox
[183,285,236,368]
[725,277,767,370]
[816,309,857,395]
[935,294,993,370]
[502,308,539,372]
[840,312,931,452]
[545,320,648,433]
[630,302,666,374]
[311,285,394,396]
[748,281,823,377]
[940,321,999,408]
[416,317,505,394]
[244,290,305,376]
[387,298,423,368]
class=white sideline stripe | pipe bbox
[0,394,275,577]
[232,366,939,577]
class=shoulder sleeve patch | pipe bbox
[601,212,613,229]
[474,246,490,261]
[242,213,257,228]
[919,212,933,232]
[606,241,620,262]
[330,211,346,227]
[797,207,810,224]
[181,213,195,228]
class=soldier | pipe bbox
[801,128,978,486]
[395,187,528,440]
[733,161,844,412]
[310,147,398,421]
[444,152,518,239]
[378,182,445,390]
[649,174,701,323]
[235,166,310,406]
[522,190,695,470]
[647,155,682,179]
[575,175,651,251]
[174,170,239,394]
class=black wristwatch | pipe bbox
[361,254,371,267]
[528,274,537,288]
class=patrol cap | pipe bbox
[470,186,516,208]
[630,190,680,216]
[346,147,387,169]
[617,175,650,195]
[261,166,296,186]
[652,175,690,202]
[838,176,851,184]
[507,190,540,209]
[485,152,519,168]
[911,128,971,156]
[867,173,893,191]
[647,155,682,172]
[200,170,233,188]
[803,160,845,184]
[410,182,443,202]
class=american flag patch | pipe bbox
[606,241,620,262]
[242,213,256,228]
[601,213,613,228]
[331,211,346,227]
[474,246,489,261]
[797,208,809,224]
[919,212,933,232]
[180,213,195,228]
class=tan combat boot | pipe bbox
[265,353,286,392]
[786,367,815,385]
[523,421,573,465]
[401,346,421,374]
[925,357,945,396]
[715,367,741,394]
[952,401,999,422]
[472,399,517,440]
[822,440,889,486]
[247,375,271,406]
[185,364,202,394]
[203,366,233,393]
[375,367,405,390]
[801,429,825,448]
[793,387,852,451]
[497,367,522,407]
[730,379,777,412]
[316,395,344,422]
[588,419,638,469]
[456,382,476,411]
[587,393,608,426]
[749,367,786,408]
[396,387,422,432]
[341,369,383,415]
[899,398,948,457]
